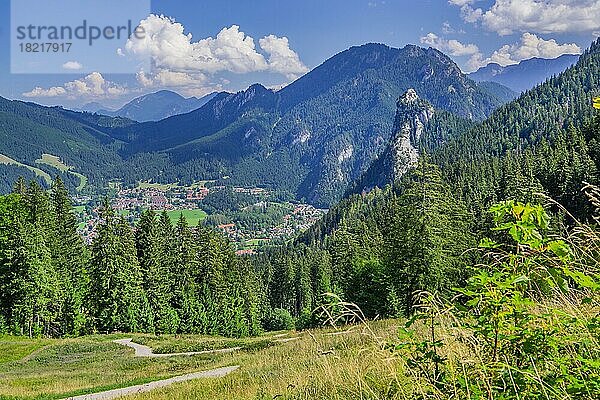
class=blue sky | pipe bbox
[1,0,598,108]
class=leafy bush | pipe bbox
[264,308,295,331]
[294,308,315,331]
[391,199,599,399]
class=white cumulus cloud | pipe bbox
[24,15,309,101]
[467,32,582,71]
[122,15,308,78]
[420,33,480,56]
[259,35,309,79]
[23,72,127,98]
[62,61,83,70]
[452,0,600,35]
[22,86,67,98]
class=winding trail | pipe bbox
[113,338,241,357]
[61,337,302,399]
[63,366,239,400]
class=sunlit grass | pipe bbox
[0,335,52,363]
[122,320,405,400]
[0,334,234,399]
[163,208,207,226]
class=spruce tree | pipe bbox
[136,210,178,333]
[383,158,474,315]
[173,214,204,332]
[50,177,89,335]
[89,200,152,333]
[10,201,61,337]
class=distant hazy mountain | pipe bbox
[103,90,218,122]
[469,54,579,93]
[76,102,112,114]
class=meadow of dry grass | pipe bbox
[0,321,406,400]
[0,298,596,400]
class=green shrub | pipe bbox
[391,200,599,399]
[294,308,315,330]
[264,308,295,331]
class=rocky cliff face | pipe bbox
[387,89,434,181]
[349,89,434,192]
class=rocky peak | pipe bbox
[400,88,419,104]
[348,89,435,194]
[388,89,434,180]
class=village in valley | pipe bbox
[74,181,326,254]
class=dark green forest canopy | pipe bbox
[428,39,600,220]
[263,39,600,319]
[342,38,600,240]
[0,179,263,337]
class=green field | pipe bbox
[35,154,70,172]
[105,208,207,226]
[35,153,88,191]
[0,335,52,363]
[165,208,207,226]
[0,322,400,400]
[0,153,52,184]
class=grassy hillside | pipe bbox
[0,334,238,399]
[0,330,306,399]
[35,153,88,191]
[1,288,597,400]
[0,153,51,184]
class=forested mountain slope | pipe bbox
[115,43,512,206]
[0,98,130,192]
[0,43,513,205]
[354,39,600,218]
[252,39,600,323]
[431,39,600,220]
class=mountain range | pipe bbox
[302,38,600,245]
[114,43,515,206]
[77,91,218,122]
[0,43,517,205]
[469,54,580,93]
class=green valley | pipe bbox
[0,43,515,205]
